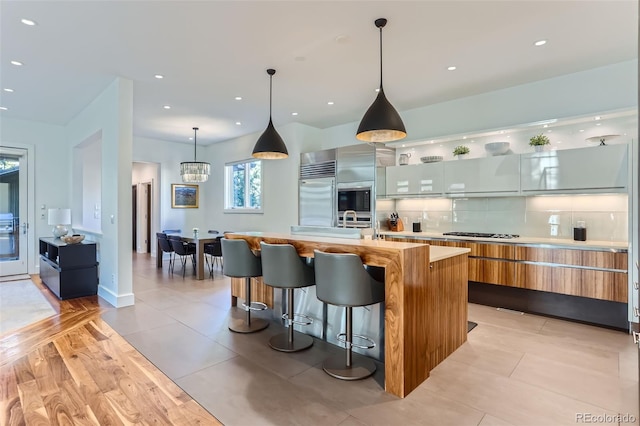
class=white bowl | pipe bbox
[484,142,510,156]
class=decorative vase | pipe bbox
[534,145,545,152]
[456,153,468,160]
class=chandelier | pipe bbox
[181,127,210,182]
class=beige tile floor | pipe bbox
[101,254,640,426]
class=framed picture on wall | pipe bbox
[171,184,199,208]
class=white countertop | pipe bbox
[381,230,628,251]
[430,245,470,262]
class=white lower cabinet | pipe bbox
[520,144,628,193]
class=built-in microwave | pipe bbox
[337,182,373,228]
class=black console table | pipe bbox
[39,237,98,300]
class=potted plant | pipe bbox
[453,145,470,159]
[529,134,550,152]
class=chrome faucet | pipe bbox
[343,210,357,228]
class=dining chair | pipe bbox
[204,236,223,277]
[167,235,196,277]
[162,229,181,234]
[156,232,175,272]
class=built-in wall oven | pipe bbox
[337,182,373,228]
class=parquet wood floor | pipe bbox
[0,276,221,425]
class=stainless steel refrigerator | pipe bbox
[298,177,336,227]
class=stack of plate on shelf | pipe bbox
[420,156,443,163]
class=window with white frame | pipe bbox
[224,159,262,212]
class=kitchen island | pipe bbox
[225,232,470,398]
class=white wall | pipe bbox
[321,61,637,149]
[132,137,207,236]
[66,78,134,308]
[0,117,67,274]
[202,122,322,234]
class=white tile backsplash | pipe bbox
[380,194,628,241]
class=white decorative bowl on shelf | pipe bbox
[484,142,510,156]
[420,156,443,163]
[60,234,85,244]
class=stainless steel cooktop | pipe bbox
[442,232,520,239]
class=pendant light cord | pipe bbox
[379,25,383,90]
[193,127,198,161]
[269,74,273,119]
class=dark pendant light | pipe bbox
[356,18,407,143]
[180,127,210,182]
[252,68,288,159]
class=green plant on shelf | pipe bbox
[529,134,550,146]
[453,145,470,156]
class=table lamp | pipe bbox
[48,208,71,238]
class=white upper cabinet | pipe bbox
[444,155,520,195]
[385,162,444,197]
[520,144,628,193]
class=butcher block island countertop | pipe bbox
[226,232,470,398]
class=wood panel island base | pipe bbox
[226,232,470,398]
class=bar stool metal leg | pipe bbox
[322,306,377,380]
[268,288,313,352]
[228,277,269,333]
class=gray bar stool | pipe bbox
[221,238,269,333]
[260,242,314,352]
[314,250,385,380]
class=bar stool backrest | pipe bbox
[313,250,385,307]
[221,238,262,278]
[260,242,314,288]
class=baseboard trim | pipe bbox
[97,285,134,308]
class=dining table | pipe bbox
[156,231,220,280]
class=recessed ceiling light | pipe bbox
[447,66,456,71]
[547,130,552,132]
[235,96,242,101]
[3,88,14,92]
[579,129,585,132]
[462,136,467,139]
[596,123,602,126]
[235,122,241,125]
[534,40,547,46]
[21,18,36,26]
[10,60,23,66]
[291,112,298,116]
[543,124,548,128]
[327,101,334,105]
[430,141,434,144]
[557,141,562,144]
[154,74,164,79]
[0,107,7,111]
[500,130,505,134]
[402,144,405,147]
[594,116,601,120]
[163,105,171,109]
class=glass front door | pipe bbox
[0,147,28,276]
